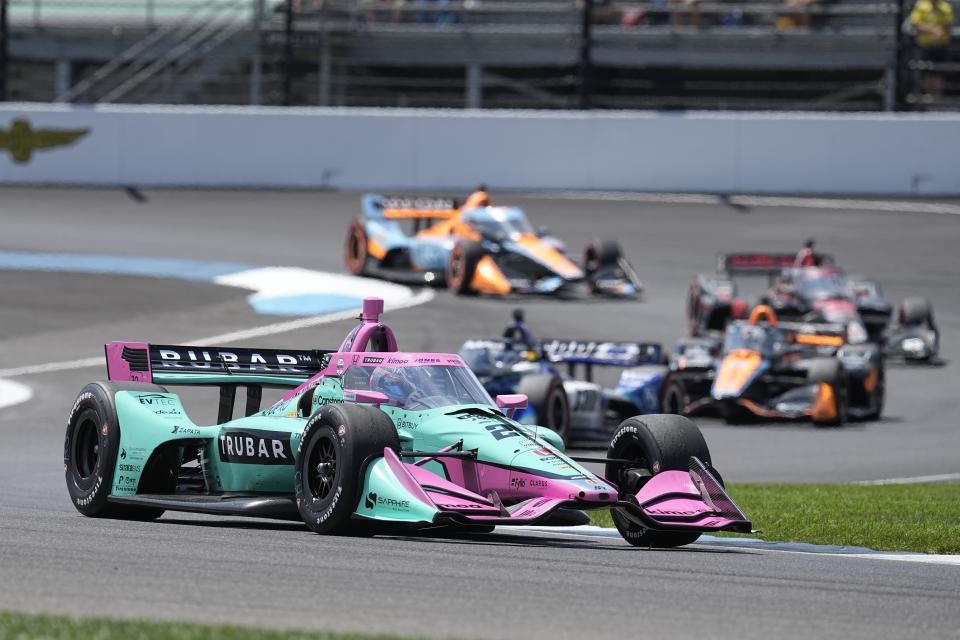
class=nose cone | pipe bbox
[515,234,583,279]
[712,349,764,399]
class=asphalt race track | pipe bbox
[1,187,958,639]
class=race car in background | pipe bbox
[686,250,939,362]
[458,310,685,446]
[672,305,885,425]
[64,297,750,548]
[344,191,642,297]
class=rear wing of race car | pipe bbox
[363,194,459,224]
[542,340,664,380]
[718,252,834,276]
[105,342,332,422]
[106,342,330,387]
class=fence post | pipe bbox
[893,0,908,110]
[250,0,264,105]
[0,0,8,101]
[283,0,295,106]
[578,0,594,109]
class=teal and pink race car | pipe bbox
[64,298,750,548]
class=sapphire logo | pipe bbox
[365,492,377,509]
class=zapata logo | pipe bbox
[0,118,90,164]
[365,492,377,509]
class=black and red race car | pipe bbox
[686,251,939,362]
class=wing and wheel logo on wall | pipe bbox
[0,118,90,164]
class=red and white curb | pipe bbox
[508,525,960,566]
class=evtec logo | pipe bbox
[137,393,175,406]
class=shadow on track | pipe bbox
[155,517,754,555]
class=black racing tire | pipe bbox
[659,374,688,415]
[864,365,885,421]
[344,220,371,276]
[447,240,485,295]
[295,403,400,535]
[604,415,711,548]
[583,239,623,278]
[840,344,885,421]
[899,297,932,327]
[517,374,570,443]
[721,402,757,425]
[807,358,848,426]
[64,381,168,520]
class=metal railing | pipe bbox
[7,0,273,28]
[3,0,958,110]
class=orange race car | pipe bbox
[344,189,642,297]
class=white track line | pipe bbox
[0,289,434,379]
[854,473,960,486]
[0,379,33,410]
[542,191,960,216]
[508,525,960,566]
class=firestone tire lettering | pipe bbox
[294,404,400,536]
[64,381,167,521]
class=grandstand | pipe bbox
[3,0,958,110]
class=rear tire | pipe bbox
[447,240,484,295]
[807,358,848,426]
[583,239,622,278]
[900,297,932,327]
[295,403,400,535]
[659,375,688,415]
[344,221,371,276]
[64,382,167,520]
[518,374,570,443]
[605,415,711,548]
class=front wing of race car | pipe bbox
[353,447,751,534]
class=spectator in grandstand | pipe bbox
[910,0,955,101]
[416,0,458,25]
[671,0,703,28]
[778,0,819,30]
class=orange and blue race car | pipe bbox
[670,305,885,426]
[344,188,642,297]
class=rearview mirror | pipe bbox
[344,389,390,407]
[496,394,528,417]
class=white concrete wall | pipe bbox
[1,103,958,195]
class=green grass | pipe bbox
[0,612,422,640]
[589,483,960,554]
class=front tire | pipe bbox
[605,415,711,548]
[64,382,167,520]
[447,240,484,295]
[518,374,570,443]
[808,358,848,426]
[295,403,400,535]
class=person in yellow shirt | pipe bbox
[910,0,955,100]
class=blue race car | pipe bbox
[458,310,685,445]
